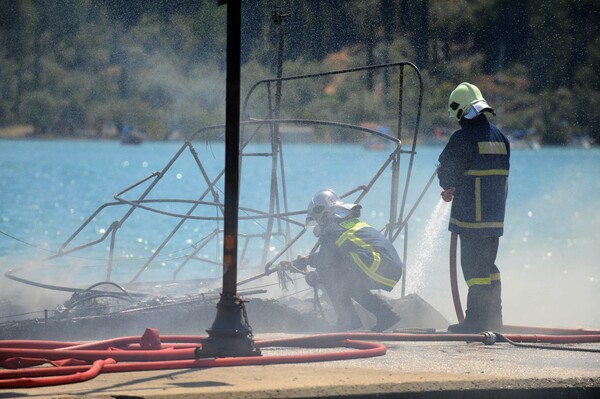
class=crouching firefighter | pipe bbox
[284,189,403,332]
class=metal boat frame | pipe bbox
[5,62,432,305]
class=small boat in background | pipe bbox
[121,125,146,144]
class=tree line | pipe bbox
[0,0,598,145]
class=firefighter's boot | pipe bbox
[448,284,490,333]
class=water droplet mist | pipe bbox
[405,199,451,294]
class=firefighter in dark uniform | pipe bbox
[289,189,403,332]
[438,82,510,333]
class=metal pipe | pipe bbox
[221,0,242,297]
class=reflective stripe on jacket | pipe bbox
[312,217,403,291]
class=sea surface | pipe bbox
[1,139,599,328]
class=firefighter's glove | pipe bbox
[292,255,309,272]
[441,187,455,202]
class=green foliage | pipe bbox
[0,0,597,145]
[18,90,65,132]
[534,88,574,145]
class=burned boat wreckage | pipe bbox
[1,63,450,341]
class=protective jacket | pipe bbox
[438,115,510,237]
[308,217,402,291]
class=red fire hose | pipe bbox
[0,330,389,389]
[449,232,464,322]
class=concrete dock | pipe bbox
[2,332,599,399]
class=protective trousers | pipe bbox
[459,235,503,331]
[318,265,398,331]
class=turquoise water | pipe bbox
[1,139,599,327]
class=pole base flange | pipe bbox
[196,294,261,358]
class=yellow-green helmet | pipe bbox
[447,82,494,122]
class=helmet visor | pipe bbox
[462,100,494,119]
[333,203,361,219]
